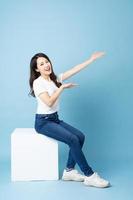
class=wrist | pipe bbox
[60,85,64,90]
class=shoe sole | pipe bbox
[84,181,110,188]
[62,177,84,182]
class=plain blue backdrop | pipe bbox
[0,0,133,199]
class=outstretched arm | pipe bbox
[61,52,105,81]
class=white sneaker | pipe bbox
[84,172,110,188]
[62,169,85,182]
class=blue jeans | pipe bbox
[34,111,94,176]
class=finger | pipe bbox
[71,84,79,87]
[97,52,105,58]
[100,52,106,56]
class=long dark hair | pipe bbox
[28,53,62,97]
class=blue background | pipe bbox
[0,0,133,199]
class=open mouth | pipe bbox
[45,68,50,71]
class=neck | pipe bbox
[41,74,51,81]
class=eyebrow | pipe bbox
[39,60,48,65]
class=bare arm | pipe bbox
[38,52,105,107]
[61,52,105,81]
[39,83,77,107]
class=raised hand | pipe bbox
[90,51,105,61]
[61,83,79,89]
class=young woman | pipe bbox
[29,52,110,188]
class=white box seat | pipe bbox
[11,128,59,181]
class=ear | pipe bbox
[35,68,39,72]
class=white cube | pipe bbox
[11,128,59,181]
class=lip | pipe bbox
[45,68,50,71]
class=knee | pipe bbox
[80,133,85,144]
[69,135,80,146]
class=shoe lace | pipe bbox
[72,169,78,174]
[94,172,105,182]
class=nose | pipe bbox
[45,63,49,67]
[44,64,50,70]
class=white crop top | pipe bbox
[33,73,63,114]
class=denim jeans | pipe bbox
[34,111,94,176]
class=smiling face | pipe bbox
[36,57,52,76]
